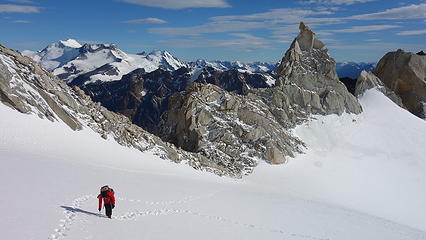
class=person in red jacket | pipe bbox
[98,185,115,219]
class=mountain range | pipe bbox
[23,39,374,84]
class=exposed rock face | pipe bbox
[275,22,362,116]
[80,66,275,134]
[355,71,404,107]
[158,83,304,166]
[81,67,191,133]
[0,44,243,178]
[195,67,275,94]
[375,49,426,119]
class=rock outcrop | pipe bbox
[355,71,404,107]
[275,22,362,115]
[158,83,304,166]
[375,49,426,119]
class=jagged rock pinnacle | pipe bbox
[296,22,324,51]
[276,22,329,79]
[274,22,363,115]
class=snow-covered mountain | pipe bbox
[23,39,187,85]
[21,39,82,71]
[23,39,376,85]
[187,59,277,73]
[336,62,376,79]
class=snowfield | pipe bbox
[1,89,426,240]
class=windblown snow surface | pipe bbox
[1,89,426,240]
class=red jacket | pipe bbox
[98,190,115,209]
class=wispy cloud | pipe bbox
[327,25,401,33]
[366,38,381,42]
[122,17,167,24]
[0,4,40,13]
[397,29,426,36]
[6,0,33,3]
[158,33,275,52]
[348,3,426,20]
[299,0,376,5]
[14,19,31,23]
[120,0,230,9]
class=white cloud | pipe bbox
[397,29,426,36]
[300,0,376,5]
[122,17,167,24]
[328,25,401,33]
[0,4,40,13]
[14,19,31,23]
[366,38,381,42]
[348,3,426,20]
[120,0,230,9]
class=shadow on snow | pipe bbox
[61,206,106,218]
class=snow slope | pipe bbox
[1,88,426,240]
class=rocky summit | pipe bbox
[375,49,426,119]
[275,22,362,116]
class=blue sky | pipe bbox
[1,0,426,62]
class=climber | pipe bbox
[97,185,115,219]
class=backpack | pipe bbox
[100,185,114,198]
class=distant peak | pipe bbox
[59,39,82,48]
[149,50,171,56]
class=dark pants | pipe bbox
[104,204,112,218]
